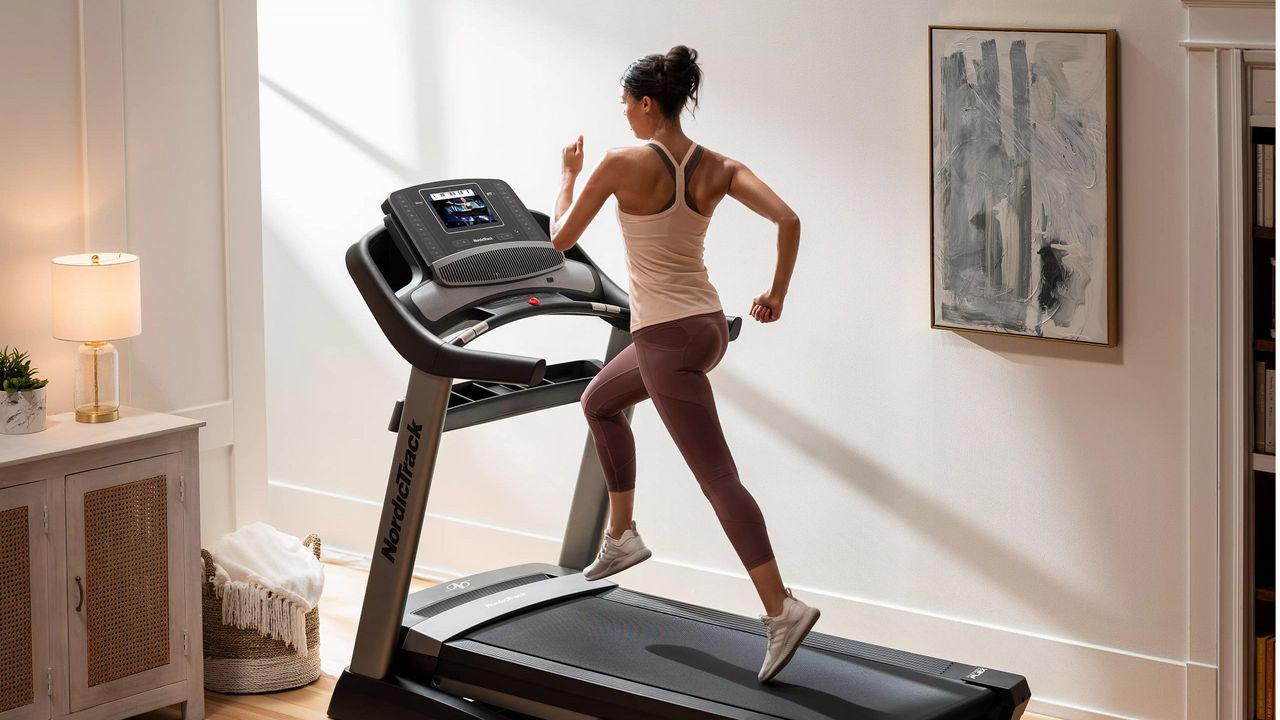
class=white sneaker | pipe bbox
[758,588,821,683]
[582,521,652,581]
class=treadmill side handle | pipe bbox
[389,399,405,432]
[726,314,742,341]
[347,228,548,386]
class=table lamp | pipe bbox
[51,253,141,423]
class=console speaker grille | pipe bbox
[435,245,563,286]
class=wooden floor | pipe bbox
[130,561,1056,720]
[131,562,432,720]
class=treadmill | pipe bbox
[327,178,1032,720]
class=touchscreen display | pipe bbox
[424,186,500,231]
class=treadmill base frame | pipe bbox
[329,667,510,720]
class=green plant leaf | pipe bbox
[0,345,48,391]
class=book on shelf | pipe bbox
[1263,143,1276,229]
[1262,634,1277,720]
[1268,369,1276,455]
[1260,634,1269,720]
[1259,362,1269,452]
[1261,143,1267,228]
[1269,635,1275,720]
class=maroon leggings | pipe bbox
[581,310,775,571]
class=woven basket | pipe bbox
[200,533,322,693]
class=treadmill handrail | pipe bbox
[349,206,742,385]
[347,227,547,386]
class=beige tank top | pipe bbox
[616,139,723,332]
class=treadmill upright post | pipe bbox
[558,325,634,570]
[349,368,452,679]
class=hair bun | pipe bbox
[663,45,698,78]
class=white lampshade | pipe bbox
[51,253,142,341]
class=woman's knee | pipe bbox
[695,469,745,499]
[581,386,611,421]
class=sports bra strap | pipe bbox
[646,143,678,213]
[683,145,705,214]
[646,141,702,213]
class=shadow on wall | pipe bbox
[260,216,405,493]
[263,215,543,531]
[709,365,1120,634]
[953,328,1125,367]
[259,75,419,180]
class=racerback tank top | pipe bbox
[616,139,723,332]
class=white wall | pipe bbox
[0,0,266,544]
[259,2,1209,718]
[0,0,84,415]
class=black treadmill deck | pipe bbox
[439,590,1001,720]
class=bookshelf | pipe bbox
[1247,51,1276,720]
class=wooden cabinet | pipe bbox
[0,481,51,720]
[0,409,204,720]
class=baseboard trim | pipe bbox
[270,480,1192,719]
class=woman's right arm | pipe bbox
[726,162,800,323]
[549,142,620,253]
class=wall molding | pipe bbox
[270,480,1193,720]
[1183,40,1277,51]
[1215,49,1252,720]
[1185,45,1276,720]
[1182,0,1274,7]
[217,0,268,527]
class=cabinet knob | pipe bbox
[74,575,83,612]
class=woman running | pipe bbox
[548,45,814,683]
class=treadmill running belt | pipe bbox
[450,595,997,719]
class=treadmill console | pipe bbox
[383,179,564,287]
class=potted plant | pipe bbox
[1,346,49,434]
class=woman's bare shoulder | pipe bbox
[603,145,652,162]
[594,146,656,174]
[697,147,744,184]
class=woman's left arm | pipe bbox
[551,136,617,252]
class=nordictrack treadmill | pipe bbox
[328,178,1032,720]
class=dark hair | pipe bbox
[621,45,702,119]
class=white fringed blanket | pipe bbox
[208,522,325,655]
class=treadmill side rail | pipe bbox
[405,573,617,658]
[398,562,573,628]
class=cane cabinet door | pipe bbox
[0,481,51,720]
[65,453,186,712]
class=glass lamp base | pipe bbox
[75,406,120,423]
[73,341,121,424]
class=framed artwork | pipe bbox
[929,26,1118,346]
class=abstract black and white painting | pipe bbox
[930,27,1117,346]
